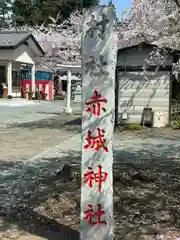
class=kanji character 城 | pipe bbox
[84,204,106,225]
[85,89,107,116]
[84,128,108,152]
[83,165,108,192]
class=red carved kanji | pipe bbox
[84,128,108,152]
[84,204,106,225]
[83,165,108,192]
[85,89,107,116]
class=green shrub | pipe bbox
[171,120,180,129]
[126,123,142,131]
[54,95,64,100]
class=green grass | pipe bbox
[126,123,142,131]
[171,119,180,129]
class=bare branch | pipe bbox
[172,0,180,8]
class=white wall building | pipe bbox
[0,31,45,98]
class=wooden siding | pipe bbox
[117,71,170,124]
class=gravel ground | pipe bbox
[0,110,81,240]
[1,117,180,239]
[0,115,80,162]
[0,99,81,162]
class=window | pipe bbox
[12,71,21,86]
[28,72,31,79]
[39,71,43,80]
[44,72,52,80]
[21,71,31,80]
[35,71,39,80]
[44,72,48,80]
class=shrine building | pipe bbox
[115,42,180,127]
[0,31,46,99]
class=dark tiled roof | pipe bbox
[0,31,45,55]
[0,31,31,47]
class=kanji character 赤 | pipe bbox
[84,204,106,225]
[84,128,108,152]
[83,165,108,192]
[85,89,107,116]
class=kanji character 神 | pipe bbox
[85,89,107,116]
[83,165,108,192]
[84,128,108,152]
[84,204,106,225]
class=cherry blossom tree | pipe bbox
[118,0,180,78]
[33,10,82,69]
[4,10,82,72]
[118,0,174,45]
[3,0,180,75]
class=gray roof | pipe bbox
[118,41,180,55]
[0,31,29,47]
[0,31,45,55]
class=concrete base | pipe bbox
[63,107,72,114]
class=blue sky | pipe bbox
[100,0,132,17]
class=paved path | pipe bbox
[0,99,81,163]
[0,99,80,127]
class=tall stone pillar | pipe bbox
[81,6,117,240]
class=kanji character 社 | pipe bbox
[84,204,106,225]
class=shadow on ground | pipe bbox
[1,141,180,239]
[37,111,65,115]
[113,142,180,239]
[2,207,79,240]
[6,115,81,133]
[1,151,81,239]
